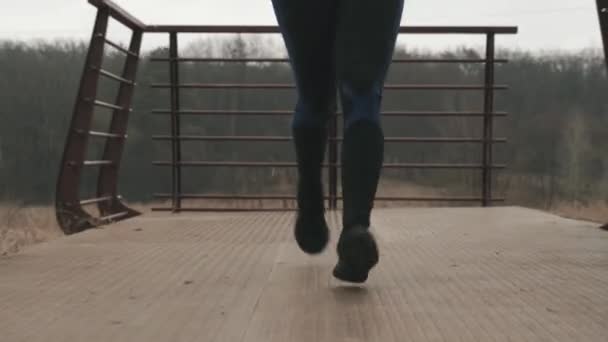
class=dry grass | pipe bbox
[0,204,63,256]
[2,183,606,256]
[141,180,447,210]
[550,201,608,224]
[377,179,449,208]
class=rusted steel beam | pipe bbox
[150,197,506,212]
[152,161,301,167]
[598,0,608,69]
[88,0,146,30]
[150,83,508,90]
[151,208,298,212]
[55,8,109,234]
[597,0,608,230]
[154,194,296,200]
[169,32,183,212]
[153,193,505,202]
[151,135,507,143]
[379,111,508,117]
[151,109,293,116]
[482,33,496,207]
[150,57,509,64]
[150,109,509,117]
[145,25,517,34]
[152,161,506,169]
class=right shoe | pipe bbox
[333,120,384,282]
[293,125,330,254]
[333,225,379,283]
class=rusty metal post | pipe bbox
[598,0,608,69]
[328,114,339,210]
[482,33,496,207]
[96,30,143,219]
[596,0,608,230]
[169,32,182,212]
[55,8,109,234]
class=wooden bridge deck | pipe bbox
[1,207,606,342]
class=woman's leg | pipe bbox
[334,0,404,282]
[271,0,338,254]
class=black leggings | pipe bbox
[271,0,405,130]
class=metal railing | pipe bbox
[148,28,516,212]
[55,0,517,232]
[55,0,145,234]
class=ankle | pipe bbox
[343,216,371,231]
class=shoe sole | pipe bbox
[333,226,379,283]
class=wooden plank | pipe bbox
[0,207,606,341]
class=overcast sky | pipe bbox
[0,0,602,53]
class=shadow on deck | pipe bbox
[1,207,606,341]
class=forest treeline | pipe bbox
[0,37,606,210]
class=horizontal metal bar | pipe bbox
[89,0,146,30]
[381,111,509,117]
[153,135,292,142]
[150,109,508,117]
[150,57,509,64]
[152,135,507,143]
[96,68,136,85]
[151,208,298,212]
[150,83,508,90]
[393,58,511,64]
[153,193,505,202]
[384,137,507,143]
[83,160,115,166]
[75,129,126,139]
[88,98,131,112]
[145,25,518,34]
[80,196,114,206]
[359,163,507,169]
[99,211,130,222]
[153,161,299,167]
[95,34,139,57]
[68,160,115,167]
[374,196,505,202]
[150,83,297,89]
[152,109,293,116]
[151,58,292,63]
[154,194,295,200]
[93,100,127,111]
[88,130,126,139]
[153,161,506,169]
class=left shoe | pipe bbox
[293,125,330,254]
